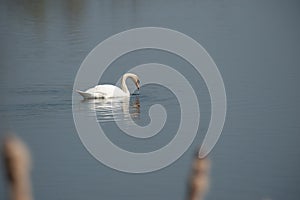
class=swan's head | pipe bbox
[135,79,140,90]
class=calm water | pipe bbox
[1,0,300,200]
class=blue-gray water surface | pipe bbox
[0,0,300,200]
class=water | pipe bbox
[1,0,300,200]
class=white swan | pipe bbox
[76,73,140,99]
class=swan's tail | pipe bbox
[76,90,94,99]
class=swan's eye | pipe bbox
[137,80,140,84]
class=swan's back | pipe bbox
[78,84,128,99]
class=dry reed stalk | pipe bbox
[2,135,33,200]
[187,156,211,200]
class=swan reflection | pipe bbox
[81,96,140,123]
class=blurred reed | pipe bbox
[187,155,211,200]
[2,134,33,200]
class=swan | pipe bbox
[76,73,140,99]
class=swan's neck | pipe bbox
[121,74,130,95]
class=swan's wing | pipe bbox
[85,87,107,95]
[94,85,127,97]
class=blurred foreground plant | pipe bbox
[2,135,33,200]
